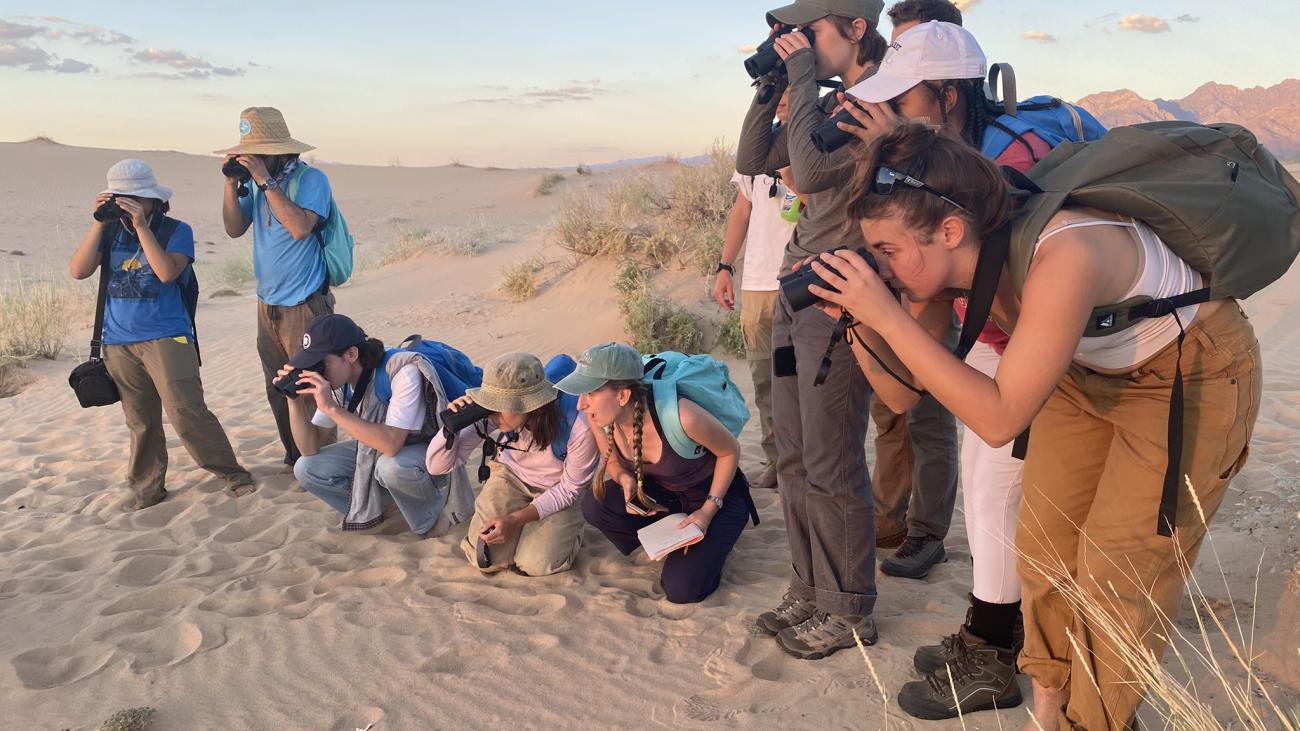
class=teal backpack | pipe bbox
[285,165,354,288]
[642,353,749,460]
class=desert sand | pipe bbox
[0,141,1296,730]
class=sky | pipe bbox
[1,1,1296,168]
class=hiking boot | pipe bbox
[881,535,948,579]
[917,601,1025,675]
[755,592,816,636]
[897,626,1022,720]
[132,487,167,510]
[776,611,878,660]
[753,465,778,490]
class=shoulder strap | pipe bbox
[89,224,118,361]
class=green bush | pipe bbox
[535,172,565,197]
[499,256,545,302]
[715,310,746,358]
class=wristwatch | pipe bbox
[715,262,736,275]
[257,177,279,192]
[706,495,724,510]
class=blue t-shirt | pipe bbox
[102,219,196,346]
[240,165,332,306]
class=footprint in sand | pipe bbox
[111,553,178,587]
[316,566,408,592]
[100,586,204,617]
[9,643,117,689]
[117,621,226,673]
[419,644,507,675]
[211,514,279,543]
[624,595,696,621]
[128,499,188,529]
[423,584,570,618]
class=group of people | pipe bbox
[66,0,1279,728]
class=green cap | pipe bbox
[766,0,883,27]
[555,342,644,396]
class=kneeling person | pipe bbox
[284,314,471,536]
[428,353,599,576]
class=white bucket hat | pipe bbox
[845,21,986,103]
[101,158,172,202]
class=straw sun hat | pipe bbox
[466,353,559,414]
[213,106,315,156]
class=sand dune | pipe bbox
[0,143,1296,729]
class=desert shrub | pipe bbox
[715,310,746,358]
[499,256,545,302]
[535,173,564,197]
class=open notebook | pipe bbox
[637,513,704,562]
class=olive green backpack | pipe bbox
[960,121,1300,536]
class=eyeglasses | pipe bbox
[872,166,969,213]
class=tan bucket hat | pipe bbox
[466,352,559,414]
[213,106,315,156]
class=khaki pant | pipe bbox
[461,462,585,576]
[105,337,252,505]
[256,291,334,465]
[741,289,779,467]
[1016,303,1260,730]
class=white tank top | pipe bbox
[1034,218,1202,371]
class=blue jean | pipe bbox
[293,440,446,534]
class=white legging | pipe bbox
[960,341,1025,604]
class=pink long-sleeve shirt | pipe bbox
[425,412,600,520]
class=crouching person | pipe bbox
[281,314,477,536]
[559,342,755,604]
[427,353,599,576]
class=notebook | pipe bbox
[637,513,705,561]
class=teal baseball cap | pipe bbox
[555,342,644,395]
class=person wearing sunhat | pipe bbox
[70,159,255,509]
[559,342,753,604]
[735,0,892,660]
[218,106,336,468]
[279,314,477,537]
[427,352,600,576]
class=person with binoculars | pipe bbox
[277,314,464,537]
[218,106,336,469]
[426,353,600,576]
[737,0,892,661]
[70,159,254,509]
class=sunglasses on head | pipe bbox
[872,166,969,214]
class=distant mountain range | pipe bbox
[1077,80,1300,160]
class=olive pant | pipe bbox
[461,462,586,577]
[256,290,334,465]
[1016,303,1260,730]
[105,337,252,505]
[740,289,779,467]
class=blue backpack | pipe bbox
[642,352,749,460]
[373,336,482,406]
[980,64,1107,164]
[284,164,355,288]
[543,354,581,461]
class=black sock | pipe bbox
[967,596,1019,649]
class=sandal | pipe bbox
[228,482,256,498]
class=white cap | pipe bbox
[845,21,986,103]
[101,158,173,202]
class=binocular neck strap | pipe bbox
[347,367,374,414]
[813,311,855,387]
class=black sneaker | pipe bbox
[897,627,1023,720]
[881,535,947,579]
[755,592,816,636]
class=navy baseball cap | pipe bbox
[290,314,368,369]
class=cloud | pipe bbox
[951,0,980,10]
[736,43,758,54]
[0,20,42,39]
[1021,31,1057,43]
[463,80,606,105]
[129,46,244,79]
[1177,14,1200,22]
[0,39,94,72]
[8,16,133,45]
[1118,13,1171,33]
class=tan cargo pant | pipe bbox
[741,289,779,467]
[1016,303,1260,730]
[460,461,586,576]
[256,290,334,465]
[105,337,253,506]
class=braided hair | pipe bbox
[924,78,1039,162]
[591,380,648,505]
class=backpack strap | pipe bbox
[89,224,119,361]
[988,63,1018,117]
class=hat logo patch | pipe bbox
[239,119,252,136]
[303,333,312,348]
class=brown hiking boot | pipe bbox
[898,626,1022,720]
[755,592,816,636]
[776,611,878,660]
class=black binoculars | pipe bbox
[272,363,325,400]
[778,246,878,312]
[744,26,815,79]
[93,195,126,223]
